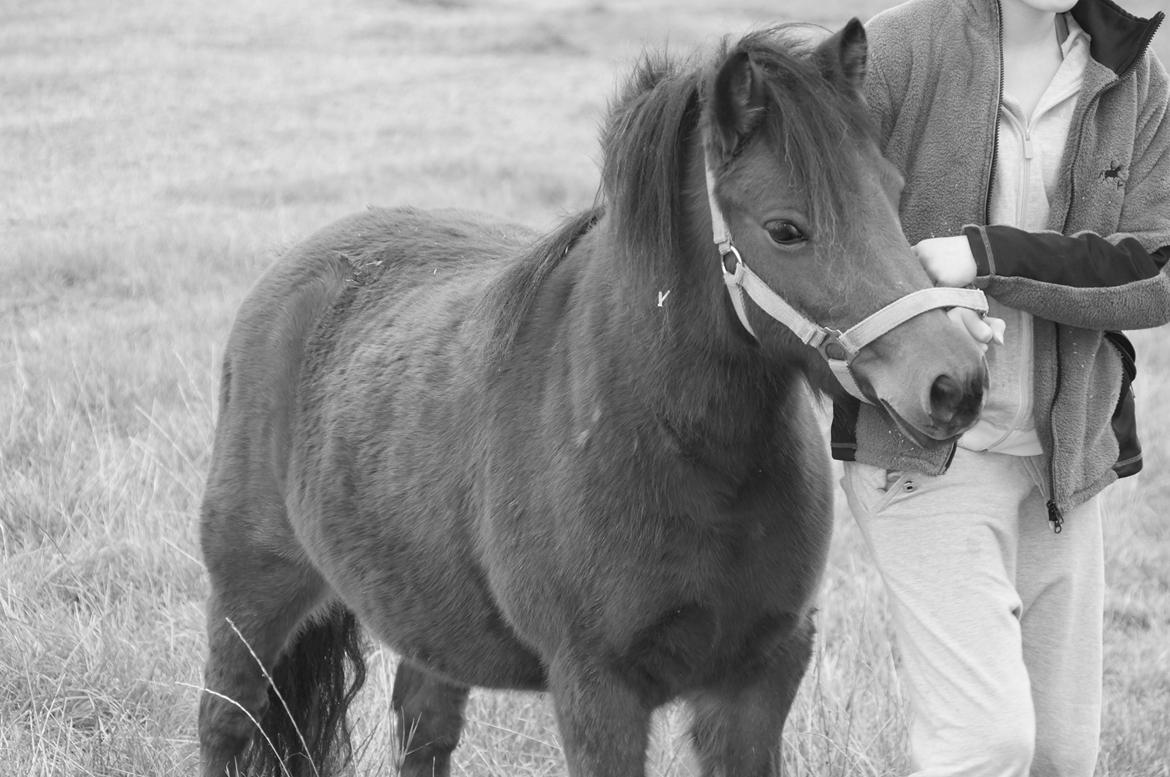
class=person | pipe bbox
[831,0,1170,775]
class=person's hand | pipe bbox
[913,235,977,287]
[914,235,1000,351]
[948,307,1005,354]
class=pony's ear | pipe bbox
[814,17,867,94]
[709,50,766,159]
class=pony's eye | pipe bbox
[765,221,806,246]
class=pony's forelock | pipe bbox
[735,26,878,247]
[600,25,877,264]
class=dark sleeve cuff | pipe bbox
[963,224,995,277]
[963,224,1165,288]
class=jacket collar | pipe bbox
[1069,0,1162,76]
[966,0,1164,77]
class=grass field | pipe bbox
[2,0,1169,775]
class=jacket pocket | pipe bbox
[1104,330,1142,478]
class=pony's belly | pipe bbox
[381,629,547,692]
[332,573,548,691]
[291,502,548,691]
[615,603,808,696]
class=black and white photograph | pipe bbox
[3,0,1168,775]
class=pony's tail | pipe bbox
[242,605,368,777]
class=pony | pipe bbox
[198,20,988,777]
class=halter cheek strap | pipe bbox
[704,159,989,403]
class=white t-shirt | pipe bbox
[959,14,1090,455]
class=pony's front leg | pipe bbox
[687,615,815,777]
[548,649,652,777]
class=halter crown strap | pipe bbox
[704,150,988,402]
[705,164,734,254]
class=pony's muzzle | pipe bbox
[857,315,989,448]
[928,372,985,437]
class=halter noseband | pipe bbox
[704,154,988,403]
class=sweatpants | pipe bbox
[842,448,1104,777]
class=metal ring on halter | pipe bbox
[720,245,744,279]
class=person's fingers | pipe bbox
[947,307,993,343]
[986,316,1006,345]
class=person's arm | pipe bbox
[962,226,1170,329]
[923,56,1170,331]
[965,226,1170,289]
[923,227,1170,331]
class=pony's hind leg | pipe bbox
[687,614,815,777]
[199,482,367,777]
[392,662,470,777]
[198,543,331,777]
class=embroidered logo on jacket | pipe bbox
[1100,161,1128,189]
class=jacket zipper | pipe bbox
[1046,319,1064,532]
[1020,124,1034,224]
[980,6,1160,528]
[1047,497,1064,533]
[1046,84,1098,532]
[987,2,1064,532]
[1127,13,1164,77]
[1047,22,1122,531]
[982,2,1005,226]
[1048,12,1162,528]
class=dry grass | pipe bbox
[2,0,1168,774]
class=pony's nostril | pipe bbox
[930,374,983,431]
[929,374,963,426]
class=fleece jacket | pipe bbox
[830,0,1170,515]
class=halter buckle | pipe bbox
[812,329,849,362]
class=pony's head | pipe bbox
[598,22,985,446]
[697,21,986,445]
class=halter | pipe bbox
[703,155,988,402]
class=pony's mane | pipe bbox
[477,26,876,367]
[602,25,877,265]
[599,49,701,274]
[477,206,602,367]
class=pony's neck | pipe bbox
[567,99,814,462]
[574,197,806,460]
